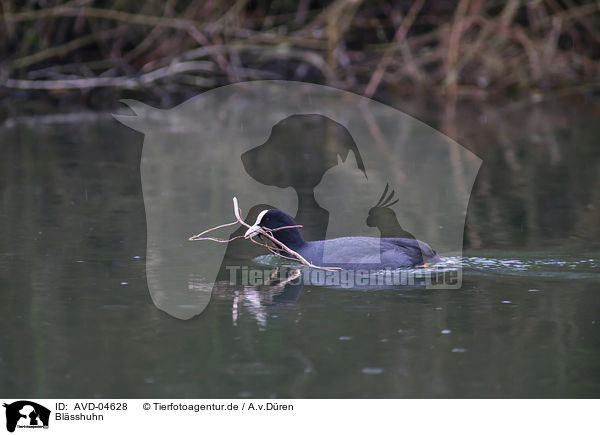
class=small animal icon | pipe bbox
[367,184,416,240]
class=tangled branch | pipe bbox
[189,197,341,271]
[2,0,599,99]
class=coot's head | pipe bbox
[244,209,305,249]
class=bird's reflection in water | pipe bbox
[212,262,447,328]
[214,267,303,329]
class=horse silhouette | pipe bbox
[3,401,50,433]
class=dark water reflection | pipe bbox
[1,96,600,398]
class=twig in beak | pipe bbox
[188,197,341,271]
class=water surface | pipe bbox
[1,96,599,398]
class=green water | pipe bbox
[1,96,599,398]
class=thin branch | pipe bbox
[3,60,215,89]
[9,26,123,70]
[364,0,425,98]
[4,6,201,29]
[189,197,340,271]
[188,220,239,241]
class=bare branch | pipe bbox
[189,197,341,271]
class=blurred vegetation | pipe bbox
[1,0,599,108]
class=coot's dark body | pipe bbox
[245,209,440,270]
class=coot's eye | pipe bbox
[265,217,270,222]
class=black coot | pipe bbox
[244,209,440,270]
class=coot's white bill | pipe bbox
[244,209,269,239]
